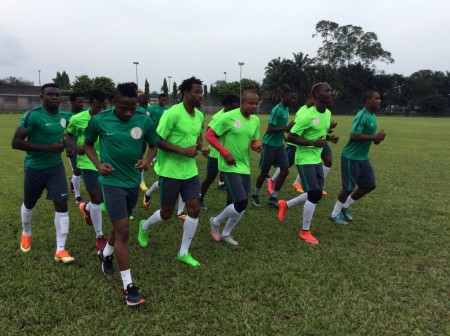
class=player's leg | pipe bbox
[143,180,159,207]
[200,156,219,210]
[268,145,290,207]
[321,143,333,196]
[331,157,355,224]
[68,153,82,203]
[252,145,274,206]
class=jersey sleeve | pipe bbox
[144,118,160,146]
[350,111,366,134]
[156,109,174,139]
[290,114,309,137]
[84,117,99,144]
[19,110,36,132]
[66,114,78,135]
[210,113,231,137]
[268,106,279,126]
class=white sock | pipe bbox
[253,187,260,196]
[103,242,114,257]
[177,194,185,215]
[323,165,331,179]
[21,203,35,236]
[331,200,345,218]
[142,209,163,230]
[302,200,316,231]
[213,204,239,225]
[272,168,280,182]
[89,203,103,237]
[343,195,356,208]
[120,269,133,289]
[54,212,69,253]
[71,175,81,197]
[218,181,225,187]
[85,201,91,212]
[294,174,301,185]
[179,216,198,256]
[140,171,145,184]
[271,190,279,198]
[146,181,159,197]
[287,193,308,208]
[222,210,244,237]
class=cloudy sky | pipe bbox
[1,0,448,90]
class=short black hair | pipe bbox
[70,92,83,102]
[222,94,239,107]
[241,90,258,102]
[179,76,203,93]
[115,83,138,99]
[311,82,328,98]
[282,87,295,96]
[138,94,149,104]
[158,93,167,99]
[89,89,106,103]
[130,82,138,90]
[41,83,59,94]
[363,90,379,103]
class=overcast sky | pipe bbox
[1,0,449,90]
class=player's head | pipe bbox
[40,83,61,110]
[281,87,295,107]
[311,82,332,107]
[305,93,315,107]
[69,92,84,113]
[89,89,107,115]
[364,90,381,112]
[138,94,149,108]
[179,76,203,108]
[114,82,138,122]
[158,93,167,106]
[137,88,144,97]
[241,90,259,117]
[222,94,240,112]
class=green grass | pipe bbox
[0,113,448,335]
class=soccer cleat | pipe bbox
[251,195,261,207]
[177,253,200,267]
[268,196,279,208]
[177,212,187,220]
[79,202,93,226]
[142,193,151,208]
[95,235,107,251]
[97,248,114,275]
[139,182,148,192]
[221,235,239,246]
[20,234,32,252]
[200,199,208,211]
[138,220,149,248]
[54,249,75,264]
[123,283,145,306]
[75,196,82,204]
[322,190,328,196]
[100,203,106,212]
[267,178,275,195]
[293,183,304,193]
[299,230,319,245]
[341,207,353,222]
[330,214,347,225]
[277,200,288,223]
[209,217,221,241]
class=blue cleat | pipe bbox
[341,208,353,222]
[330,214,347,225]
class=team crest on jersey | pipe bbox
[130,127,143,139]
[233,119,242,128]
[311,117,320,126]
[60,118,67,128]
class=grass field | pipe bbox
[0,113,448,335]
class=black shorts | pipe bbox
[206,156,219,179]
[24,163,68,203]
[259,144,289,171]
[296,164,324,192]
[159,176,201,206]
[81,169,101,192]
[223,172,250,203]
[341,157,376,191]
[102,185,139,222]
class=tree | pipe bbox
[72,75,93,96]
[172,82,178,100]
[161,78,168,96]
[53,71,70,90]
[91,76,115,95]
[145,79,150,95]
[211,79,261,101]
[419,94,447,114]
[203,84,208,99]
[0,76,34,86]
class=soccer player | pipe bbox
[330,90,386,224]
[84,83,159,306]
[67,92,85,203]
[138,77,207,267]
[251,88,295,208]
[66,89,107,251]
[278,83,338,245]
[148,93,170,127]
[200,94,240,210]
[11,83,74,263]
[206,90,262,246]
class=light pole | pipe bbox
[167,76,172,104]
[133,61,139,88]
[224,71,227,82]
[38,70,41,86]
[238,62,245,102]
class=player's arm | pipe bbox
[350,129,386,142]
[287,133,326,148]
[11,127,65,153]
[157,138,197,158]
[205,128,235,165]
[196,135,209,157]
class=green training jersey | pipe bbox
[66,110,100,171]
[155,102,204,179]
[210,108,260,174]
[148,104,169,127]
[262,102,289,147]
[84,107,159,188]
[18,105,70,169]
[342,108,378,160]
[287,104,310,146]
[208,109,225,159]
[290,106,331,165]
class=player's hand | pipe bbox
[374,129,386,141]
[251,144,263,154]
[224,153,236,166]
[135,159,149,171]
[373,140,381,145]
[200,147,210,158]
[312,137,327,148]
[76,146,86,155]
[66,147,74,156]
[181,146,198,158]
[285,120,295,133]
[48,142,65,153]
[330,135,339,144]
[97,163,114,176]
[329,120,338,132]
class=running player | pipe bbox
[11,83,74,263]
[84,83,159,306]
[148,93,170,127]
[330,90,386,224]
[138,77,207,267]
[66,89,107,251]
[206,90,262,245]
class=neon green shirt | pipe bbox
[342,108,378,160]
[208,109,225,159]
[155,102,204,179]
[148,104,169,127]
[287,104,310,147]
[84,107,159,188]
[18,105,70,169]
[210,108,260,174]
[66,110,100,171]
[262,103,289,147]
[290,106,331,165]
